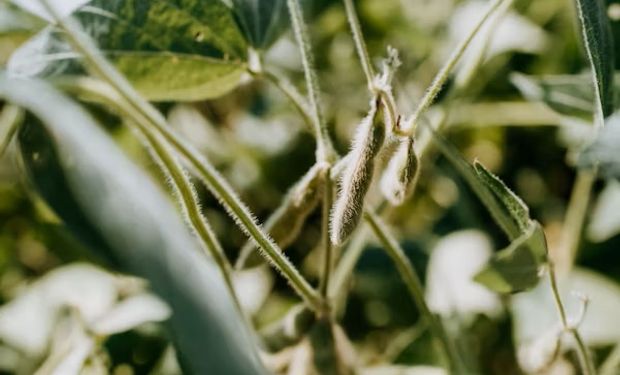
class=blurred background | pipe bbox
[1,0,620,374]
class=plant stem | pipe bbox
[286,0,334,163]
[132,112,242,311]
[259,70,315,131]
[0,104,23,157]
[45,4,323,312]
[600,343,620,375]
[364,211,465,373]
[547,261,595,375]
[319,167,335,300]
[342,0,375,87]
[402,0,505,134]
[556,169,596,275]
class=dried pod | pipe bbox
[235,163,326,269]
[330,99,386,246]
[380,136,419,205]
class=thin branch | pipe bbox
[402,0,506,135]
[548,262,596,375]
[364,211,465,373]
[286,0,334,163]
[43,2,323,312]
[342,0,375,87]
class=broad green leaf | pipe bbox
[579,112,620,178]
[575,0,615,119]
[9,0,249,101]
[232,0,288,49]
[0,75,266,375]
[474,222,547,293]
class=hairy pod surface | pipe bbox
[380,136,419,205]
[330,99,386,246]
[236,163,326,269]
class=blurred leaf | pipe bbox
[34,312,95,375]
[474,222,547,294]
[9,0,248,101]
[0,264,118,357]
[512,268,620,347]
[360,365,446,375]
[510,73,596,118]
[425,230,502,319]
[91,293,171,336]
[587,180,620,242]
[579,112,620,177]
[0,1,43,65]
[1,76,266,374]
[232,0,288,49]
[575,0,615,118]
[8,0,90,22]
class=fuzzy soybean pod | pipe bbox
[380,136,419,206]
[330,99,386,246]
[235,163,326,269]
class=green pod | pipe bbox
[380,136,419,206]
[330,99,386,246]
[235,163,326,269]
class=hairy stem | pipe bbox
[319,167,335,300]
[548,262,595,375]
[364,211,465,373]
[286,0,334,163]
[44,4,323,311]
[342,0,375,87]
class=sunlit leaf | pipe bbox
[575,0,615,118]
[474,222,547,294]
[0,76,266,375]
[9,0,249,101]
[587,180,620,242]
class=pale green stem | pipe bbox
[548,261,595,375]
[259,70,315,131]
[364,211,465,373]
[286,0,334,163]
[600,343,620,375]
[319,168,335,300]
[342,0,375,87]
[402,0,506,134]
[0,104,23,157]
[556,169,596,275]
[43,4,323,312]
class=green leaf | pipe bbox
[231,0,288,49]
[9,0,249,101]
[430,132,547,293]
[473,161,531,233]
[1,75,266,375]
[579,112,620,178]
[430,131,521,239]
[0,1,43,65]
[575,0,615,118]
[474,222,547,293]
